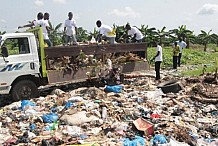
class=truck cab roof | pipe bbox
[1,32,34,38]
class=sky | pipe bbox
[1,0,218,35]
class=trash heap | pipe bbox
[0,72,218,146]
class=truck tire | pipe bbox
[11,80,39,101]
[157,80,182,94]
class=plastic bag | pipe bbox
[21,100,36,110]
[123,136,145,146]
[153,134,167,145]
[105,85,123,93]
[65,102,74,109]
[42,113,58,123]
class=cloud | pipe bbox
[197,3,218,15]
[34,0,44,7]
[108,7,140,18]
[53,0,66,4]
[0,19,6,23]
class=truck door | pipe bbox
[0,37,37,89]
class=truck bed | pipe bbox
[44,43,149,83]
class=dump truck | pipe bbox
[0,27,149,101]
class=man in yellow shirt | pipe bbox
[173,42,180,69]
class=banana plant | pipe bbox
[89,27,99,41]
[197,30,213,51]
[48,21,63,46]
[211,33,218,50]
[140,25,157,47]
[169,25,194,48]
[77,27,89,42]
[114,25,126,43]
[155,26,168,46]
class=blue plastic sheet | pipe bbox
[21,100,36,110]
[105,85,123,93]
[123,136,145,146]
[42,113,58,123]
[153,134,167,145]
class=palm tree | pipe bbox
[197,30,213,51]
[48,21,63,46]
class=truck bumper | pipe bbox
[0,86,11,94]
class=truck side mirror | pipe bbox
[1,46,9,57]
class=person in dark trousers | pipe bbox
[177,38,187,67]
[151,42,163,80]
[173,41,180,69]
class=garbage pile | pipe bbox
[0,72,218,146]
[48,52,143,72]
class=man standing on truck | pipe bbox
[18,12,52,47]
[43,12,52,47]
[125,23,145,58]
[125,23,143,43]
[96,20,116,44]
[64,12,78,46]
[18,12,44,29]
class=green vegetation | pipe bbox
[147,45,218,76]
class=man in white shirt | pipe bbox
[42,13,52,47]
[96,20,116,44]
[125,23,143,43]
[64,12,77,45]
[125,23,145,58]
[151,42,163,80]
[176,38,187,67]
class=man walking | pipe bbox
[151,42,163,80]
[64,12,78,45]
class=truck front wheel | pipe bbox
[11,80,39,101]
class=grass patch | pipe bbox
[182,65,216,76]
